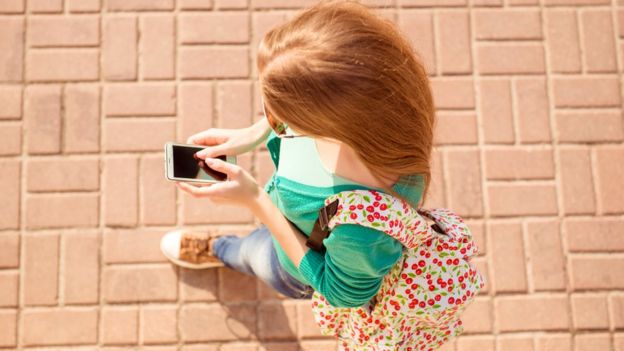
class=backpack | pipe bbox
[303,188,485,351]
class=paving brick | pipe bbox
[103,265,177,303]
[489,222,527,293]
[295,300,324,338]
[258,300,298,340]
[477,44,545,75]
[553,77,621,108]
[107,0,174,11]
[495,295,569,332]
[535,334,571,351]
[434,112,478,145]
[103,16,137,81]
[545,0,609,4]
[215,0,247,9]
[183,194,255,224]
[26,157,100,192]
[0,17,24,82]
[437,10,472,74]
[24,84,61,154]
[140,155,176,225]
[0,310,16,348]
[0,125,20,152]
[217,81,253,129]
[556,111,623,143]
[257,342,298,351]
[104,155,138,226]
[26,49,99,82]
[180,267,219,302]
[28,0,62,12]
[179,47,250,79]
[23,233,59,305]
[430,78,475,110]
[105,118,176,152]
[479,79,514,144]
[63,231,99,304]
[179,83,214,141]
[514,78,551,144]
[594,147,624,214]
[485,148,554,180]
[610,294,624,329]
[581,10,617,73]
[570,256,624,290]
[488,184,558,217]
[102,306,139,345]
[26,193,99,229]
[545,9,581,73]
[461,297,493,334]
[28,15,99,47]
[475,9,542,40]
[559,148,596,215]
[180,0,214,10]
[67,0,100,12]
[181,12,250,44]
[140,15,175,80]
[565,218,624,252]
[0,160,20,230]
[22,309,98,346]
[445,150,483,218]
[0,86,22,119]
[496,336,534,351]
[0,271,18,307]
[398,10,435,75]
[0,0,23,13]
[424,150,445,209]
[105,84,176,116]
[456,336,494,351]
[142,306,178,344]
[219,268,258,302]
[526,220,566,291]
[571,293,609,330]
[104,228,168,263]
[0,232,19,268]
[575,334,612,351]
[180,304,256,342]
[64,84,100,153]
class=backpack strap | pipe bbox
[305,198,340,254]
[305,189,435,252]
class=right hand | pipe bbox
[187,127,261,159]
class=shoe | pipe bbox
[160,229,225,269]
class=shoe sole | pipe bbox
[160,231,225,270]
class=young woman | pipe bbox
[161,0,434,308]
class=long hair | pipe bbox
[257,0,436,208]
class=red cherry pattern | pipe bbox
[308,190,486,350]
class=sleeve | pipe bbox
[296,223,403,308]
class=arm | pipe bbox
[246,117,273,151]
[249,191,403,308]
[250,190,311,270]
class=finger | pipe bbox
[176,181,227,197]
[186,129,228,146]
[203,157,239,177]
[195,145,228,159]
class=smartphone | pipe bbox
[164,142,237,184]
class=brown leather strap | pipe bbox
[305,198,340,254]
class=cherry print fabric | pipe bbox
[309,189,485,351]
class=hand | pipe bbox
[186,122,270,159]
[176,157,262,209]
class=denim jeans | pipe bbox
[211,224,315,299]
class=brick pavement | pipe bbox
[0,0,623,350]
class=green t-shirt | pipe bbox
[263,129,424,308]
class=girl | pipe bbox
[162,0,434,318]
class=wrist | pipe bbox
[248,185,270,216]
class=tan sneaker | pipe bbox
[160,229,225,269]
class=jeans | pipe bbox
[212,224,315,300]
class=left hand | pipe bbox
[176,157,261,208]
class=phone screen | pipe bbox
[172,144,228,181]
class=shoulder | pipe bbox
[327,223,402,249]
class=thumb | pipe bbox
[203,157,238,177]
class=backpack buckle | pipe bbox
[306,198,340,254]
[318,198,340,229]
